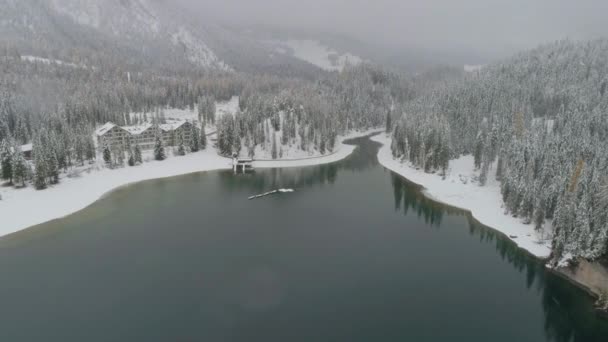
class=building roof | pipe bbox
[96,120,193,137]
[159,120,189,132]
[122,123,154,135]
[20,143,33,152]
[95,122,118,136]
[9,144,33,155]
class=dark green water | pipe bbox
[0,136,607,342]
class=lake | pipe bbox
[0,135,606,341]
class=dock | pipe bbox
[233,157,254,173]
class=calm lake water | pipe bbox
[0,136,607,342]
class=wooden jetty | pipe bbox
[233,157,254,173]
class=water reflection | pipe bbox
[0,134,606,341]
[390,172,464,226]
[382,137,608,342]
[228,134,608,342]
[218,135,378,194]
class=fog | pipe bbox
[174,0,608,63]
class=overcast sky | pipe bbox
[175,0,608,62]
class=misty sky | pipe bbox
[175,0,608,62]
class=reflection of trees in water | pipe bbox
[540,272,608,342]
[219,135,608,340]
[219,162,342,194]
[390,173,463,227]
[339,136,383,171]
[218,135,381,193]
[391,165,608,341]
[467,218,608,341]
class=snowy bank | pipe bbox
[371,134,552,258]
[0,130,379,238]
[254,129,382,169]
[0,149,231,238]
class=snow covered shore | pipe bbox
[371,134,552,258]
[254,129,382,169]
[0,129,379,238]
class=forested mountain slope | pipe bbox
[0,2,409,194]
[391,39,608,263]
[0,0,327,76]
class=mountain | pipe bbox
[1,0,228,71]
[0,0,339,77]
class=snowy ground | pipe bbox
[372,134,552,258]
[129,96,240,124]
[0,147,231,239]
[0,129,379,238]
[215,96,240,118]
[21,55,86,69]
[271,40,362,71]
[464,64,485,72]
[254,129,382,169]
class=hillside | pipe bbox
[390,39,608,263]
[1,0,333,76]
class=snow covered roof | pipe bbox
[96,120,192,137]
[122,123,154,135]
[95,122,117,136]
[9,144,33,155]
[159,120,188,132]
[20,144,33,152]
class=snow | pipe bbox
[216,96,240,119]
[464,64,485,72]
[49,0,229,70]
[248,188,295,200]
[254,129,382,169]
[21,55,84,69]
[159,121,187,132]
[170,27,230,70]
[50,0,160,35]
[128,97,239,124]
[0,129,379,238]
[20,144,32,152]
[123,123,153,135]
[371,134,552,258]
[95,122,118,136]
[50,0,102,28]
[272,40,363,71]
[0,148,229,238]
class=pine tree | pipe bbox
[103,143,112,168]
[200,124,207,150]
[127,146,135,167]
[134,144,143,164]
[190,124,200,152]
[217,115,234,156]
[177,132,186,156]
[271,133,278,159]
[114,145,125,168]
[12,151,28,188]
[385,110,392,133]
[33,152,47,190]
[479,157,490,186]
[474,132,484,170]
[154,134,166,161]
[14,117,28,145]
[47,151,59,184]
[0,140,13,184]
[85,136,96,163]
[197,96,205,123]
